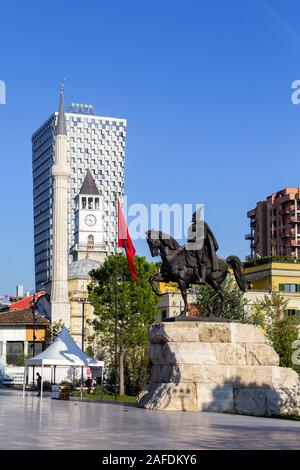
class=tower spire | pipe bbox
[80,169,100,195]
[57,81,67,135]
[50,81,70,327]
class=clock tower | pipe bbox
[73,170,107,263]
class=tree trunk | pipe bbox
[119,349,125,396]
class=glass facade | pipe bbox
[32,111,126,290]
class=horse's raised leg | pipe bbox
[177,278,188,317]
[149,273,164,296]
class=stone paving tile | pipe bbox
[0,389,299,449]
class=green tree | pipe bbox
[45,320,64,347]
[193,274,248,320]
[252,291,300,371]
[89,254,159,396]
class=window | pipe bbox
[27,341,43,358]
[6,341,24,365]
[88,198,93,209]
[95,198,99,209]
[279,283,300,293]
[286,309,296,316]
[161,310,167,321]
[82,197,87,209]
[87,235,94,249]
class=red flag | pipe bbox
[117,200,138,284]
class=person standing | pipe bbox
[36,372,42,397]
[85,377,92,394]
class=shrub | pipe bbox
[244,256,300,268]
[193,274,248,320]
[251,291,300,372]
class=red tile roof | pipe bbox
[0,309,49,325]
[9,292,46,311]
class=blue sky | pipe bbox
[1,0,300,295]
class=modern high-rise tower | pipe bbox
[32,96,126,291]
[246,188,300,260]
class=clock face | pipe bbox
[85,214,97,226]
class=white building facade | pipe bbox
[32,104,126,290]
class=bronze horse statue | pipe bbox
[146,229,245,318]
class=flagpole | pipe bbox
[113,195,137,399]
[114,193,118,401]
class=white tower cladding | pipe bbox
[32,103,126,291]
[50,84,71,326]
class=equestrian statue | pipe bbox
[146,210,245,318]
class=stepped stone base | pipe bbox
[137,321,300,416]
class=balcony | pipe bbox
[245,233,254,240]
[280,230,291,238]
[72,244,108,252]
[247,209,256,218]
[281,204,295,214]
[286,216,300,224]
[289,240,300,247]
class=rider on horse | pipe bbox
[186,210,220,284]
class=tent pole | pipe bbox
[100,367,103,401]
[41,363,44,399]
[22,366,26,398]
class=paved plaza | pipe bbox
[0,389,299,450]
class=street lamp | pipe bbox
[76,285,90,396]
[81,297,86,353]
[30,293,37,386]
[77,284,89,352]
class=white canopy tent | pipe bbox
[24,327,104,399]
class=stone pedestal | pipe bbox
[137,321,300,416]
